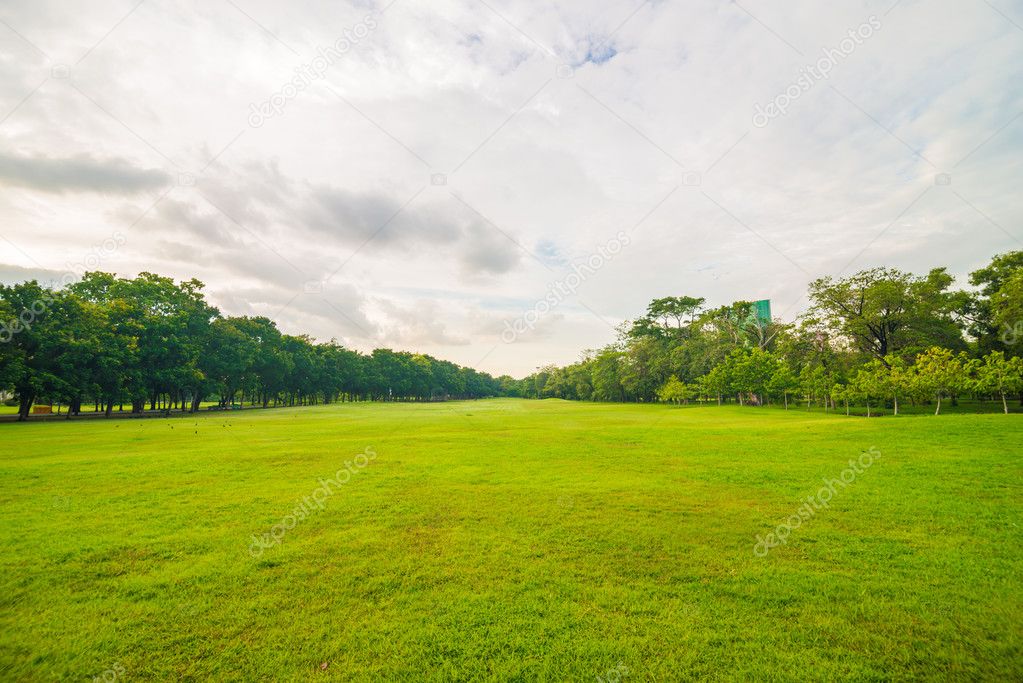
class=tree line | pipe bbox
[0,272,502,420]
[506,251,1023,415]
[3,252,1021,420]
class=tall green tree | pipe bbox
[656,375,688,404]
[629,296,705,340]
[967,251,1023,356]
[974,351,1023,414]
[913,347,970,415]
[767,361,798,409]
[807,267,965,365]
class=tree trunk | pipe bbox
[893,394,899,416]
[1002,392,1009,415]
[866,400,871,418]
[935,396,942,416]
[17,393,34,421]
[784,392,789,409]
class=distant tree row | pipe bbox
[509,251,1023,415]
[0,272,501,420]
[3,252,1021,420]
[652,347,1022,415]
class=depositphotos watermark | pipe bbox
[501,231,631,343]
[754,447,881,557]
[753,16,881,128]
[0,232,125,344]
[596,662,629,683]
[92,662,126,683]
[1001,320,1022,346]
[248,446,377,557]
[0,290,54,344]
[248,16,378,127]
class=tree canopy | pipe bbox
[511,252,1023,414]
[3,251,1021,419]
[0,272,502,420]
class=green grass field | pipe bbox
[1,399,1021,681]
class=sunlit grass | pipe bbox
[1,399,1020,680]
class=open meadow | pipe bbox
[2,0,1022,678]
[1,399,1021,681]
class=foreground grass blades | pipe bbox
[1,399,1020,680]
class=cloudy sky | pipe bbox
[1,0,1021,376]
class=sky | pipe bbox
[1,0,1021,377]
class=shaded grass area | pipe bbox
[0,401,223,417]
[0,399,1020,680]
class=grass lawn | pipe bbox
[1,399,1020,680]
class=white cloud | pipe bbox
[1,0,1021,376]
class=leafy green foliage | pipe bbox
[0,273,501,419]
[518,252,1022,416]
[806,267,965,364]
[655,375,689,404]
